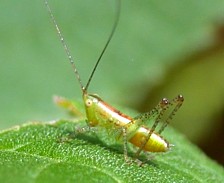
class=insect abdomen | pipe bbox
[129,126,169,152]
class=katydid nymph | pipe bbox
[44,0,184,163]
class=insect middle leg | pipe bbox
[121,126,130,162]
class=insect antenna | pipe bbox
[84,0,121,91]
[45,0,120,93]
[44,0,85,91]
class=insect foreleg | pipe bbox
[67,124,95,139]
[53,95,84,117]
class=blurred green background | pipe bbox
[0,0,224,165]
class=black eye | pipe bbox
[85,99,92,107]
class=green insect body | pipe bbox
[83,92,183,154]
[45,0,184,162]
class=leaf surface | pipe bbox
[0,119,223,183]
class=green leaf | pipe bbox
[0,119,223,183]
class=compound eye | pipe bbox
[85,99,93,107]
